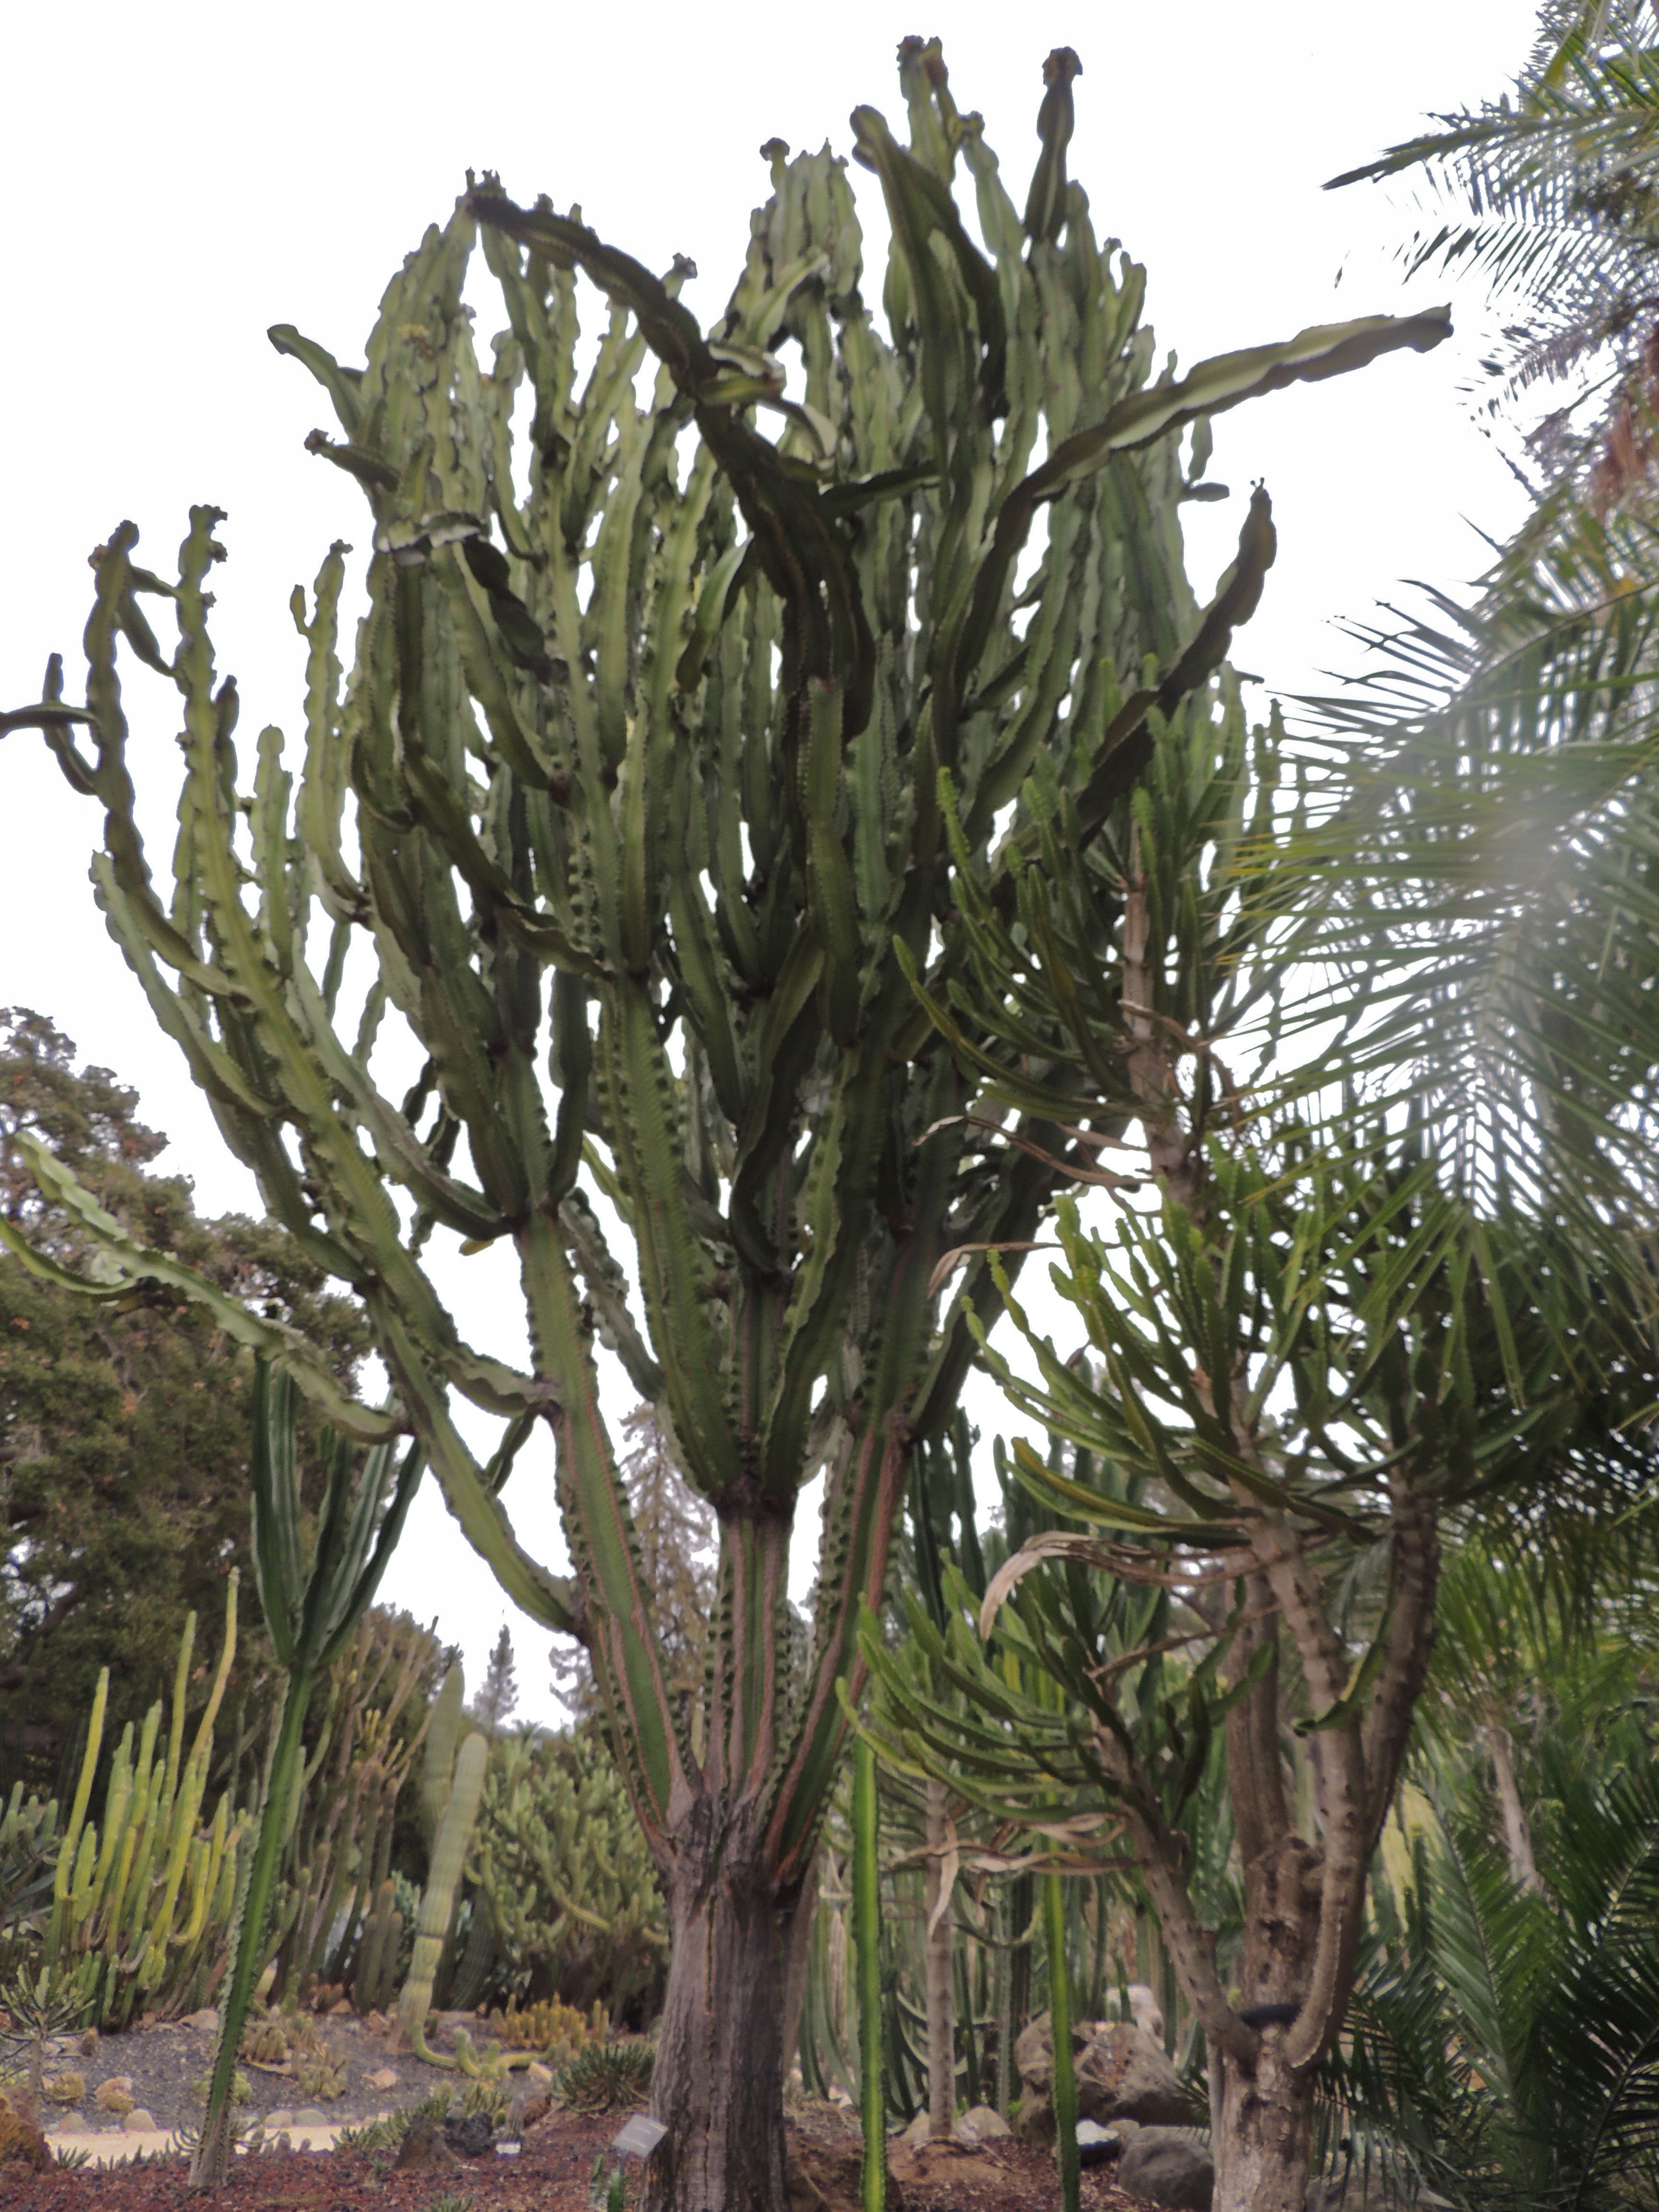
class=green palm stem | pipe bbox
[853,1736,885,2212]
[1044,1871,1081,2212]
[192,1668,312,2188]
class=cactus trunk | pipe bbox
[1044,1873,1080,2212]
[647,1827,800,2212]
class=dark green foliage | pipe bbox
[1333,1747,1659,2210]
[0,1010,369,1781]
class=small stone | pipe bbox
[292,2106,329,2127]
[329,1998,353,2017]
[957,2105,1011,2143]
[181,2007,220,2033]
[123,2108,158,2134]
[263,2107,294,2131]
[526,2061,553,2085]
[901,2112,933,2150]
[366,2067,399,2091]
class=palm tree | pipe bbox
[1331,0,1659,504]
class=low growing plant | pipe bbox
[552,2040,655,2115]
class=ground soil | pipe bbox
[8,2088,1161,2212]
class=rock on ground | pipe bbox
[1014,2010,1190,2138]
[956,2105,1011,2142]
[1117,2126,1214,2211]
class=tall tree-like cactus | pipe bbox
[1,40,1446,2211]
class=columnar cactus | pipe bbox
[398,1726,489,2051]
[1,39,1445,2210]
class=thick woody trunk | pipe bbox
[646,1825,798,2212]
[1213,2040,1318,2212]
[1211,1837,1322,2212]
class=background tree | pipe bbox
[1331,0,1659,502]
[550,1406,716,1738]
[0,39,1443,2212]
[0,1009,367,1782]
[860,639,1657,2211]
[469,1623,521,1738]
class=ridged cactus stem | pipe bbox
[853,1736,885,2212]
[46,1668,107,1967]
[421,1667,464,1844]
[1044,1872,1080,2212]
[192,1667,313,2190]
[399,1729,488,2056]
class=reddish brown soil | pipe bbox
[8,2105,1159,2212]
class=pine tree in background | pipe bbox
[470,1623,521,1737]
[551,1407,715,1736]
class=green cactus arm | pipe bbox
[595,987,737,1500]
[517,1212,687,1829]
[554,1190,663,1403]
[46,1670,107,1965]
[370,1299,577,1636]
[949,309,1450,709]
[3,1137,398,1441]
[421,1668,465,1845]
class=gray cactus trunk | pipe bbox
[646,1828,798,2212]
[1212,2045,1317,2212]
[1208,1834,1322,2212]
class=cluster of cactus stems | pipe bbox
[36,1579,245,2029]
[351,1876,404,2016]
[0,33,1449,2201]
[469,1726,668,2021]
[270,1607,438,2003]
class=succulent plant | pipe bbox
[0,36,1448,2206]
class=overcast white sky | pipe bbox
[1,1,1541,1725]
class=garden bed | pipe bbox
[12,2093,1162,2212]
[22,2008,539,2150]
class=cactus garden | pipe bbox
[14,9,1659,2212]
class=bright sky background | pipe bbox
[1,0,1541,1726]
